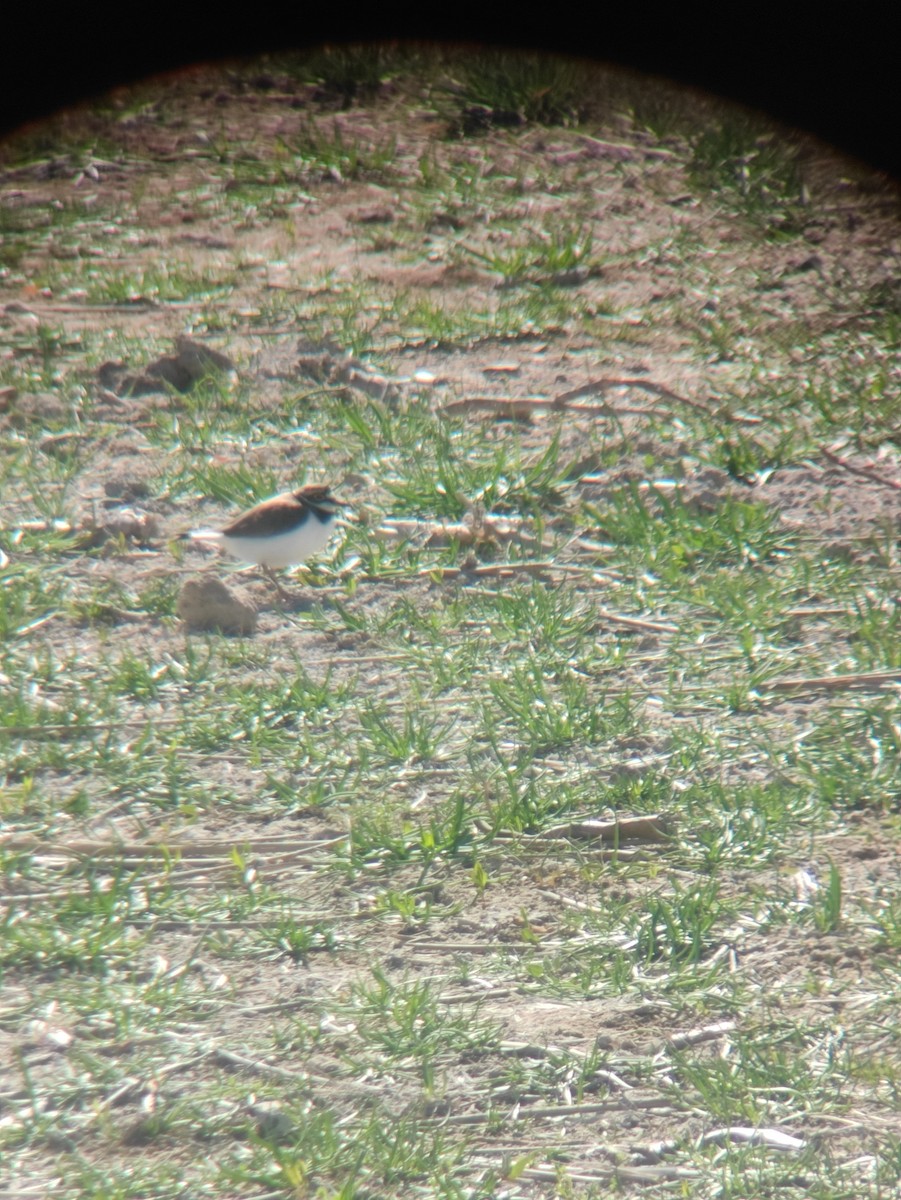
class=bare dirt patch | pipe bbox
[2,54,900,1199]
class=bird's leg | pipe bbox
[262,565,291,602]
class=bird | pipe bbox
[184,484,346,598]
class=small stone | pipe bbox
[99,508,160,542]
[248,1101,296,1141]
[96,338,236,400]
[173,335,236,380]
[10,391,67,424]
[104,471,153,501]
[348,206,394,225]
[177,577,257,636]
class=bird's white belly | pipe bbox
[221,519,333,568]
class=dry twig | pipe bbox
[820,445,901,492]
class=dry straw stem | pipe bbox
[763,669,901,694]
[820,444,901,492]
[444,377,765,424]
[528,813,675,843]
